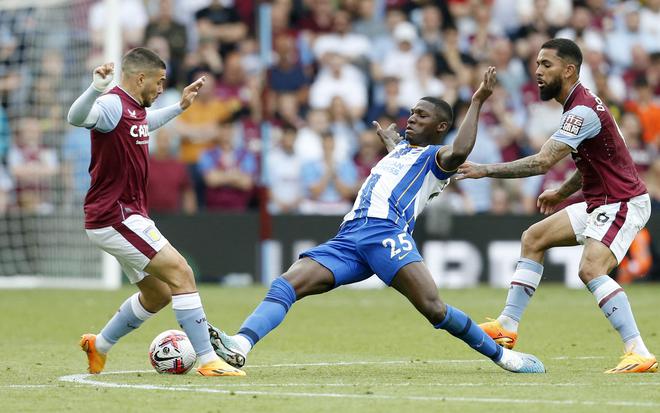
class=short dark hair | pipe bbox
[541,38,582,72]
[420,96,453,125]
[122,47,166,74]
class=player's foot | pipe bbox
[208,323,246,368]
[496,348,546,373]
[79,334,107,374]
[604,352,658,374]
[196,358,246,376]
[479,319,517,349]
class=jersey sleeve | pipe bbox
[429,145,455,180]
[550,105,601,150]
[92,94,123,133]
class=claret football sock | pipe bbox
[500,257,543,331]
[435,304,503,362]
[237,277,297,347]
[172,292,217,360]
[98,292,154,353]
[587,275,652,357]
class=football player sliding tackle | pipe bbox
[208,67,546,374]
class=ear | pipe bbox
[564,64,576,80]
[437,121,449,134]
[137,72,145,86]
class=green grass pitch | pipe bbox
[2,284,659,412]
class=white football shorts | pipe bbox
[565,193,651,263]
[86,214,169,283]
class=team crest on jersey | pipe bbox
[560,114,584,136]
[143,226,162,242]
[127,108,137,118]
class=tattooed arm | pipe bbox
[456,139,573,180]
[556,170,583,198]
[537,169,583,215]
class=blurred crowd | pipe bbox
[0,0,659,218]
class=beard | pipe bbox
[539,78,562,101]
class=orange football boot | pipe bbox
[479,319,518,349]
[79,334,107,374]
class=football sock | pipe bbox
[172,292,218,360]
[237,277,297,347]
[435,304,503,362]
[232,334,253,355]
[500,257,543,332]
[97,292,153,354]
[587,275,652,357]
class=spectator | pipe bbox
[148,127,196,214]
[300,132,358,215]
[328,96,362,160]
[267,126,304,214]
[195,0,247,56]
[309,51,368,120]
[398,53,446,109]
[7,118,58,214]
[175,70,241,205]
[353,130,386,184]
[624,76,660,148]
[619,111,655,173]
[198,122,257,212]
[377,22,422,83]
[144,0,188,86]
[294,108,330,163]
[366,76,409,131]
[313,8,371,69]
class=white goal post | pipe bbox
[0,0,122,289]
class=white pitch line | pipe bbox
[2,385,56,389]
[57,371,660,409]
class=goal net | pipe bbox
[0,0,120,289]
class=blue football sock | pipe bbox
[98,292,153,353]
[172,292,215,358]
[238,277,297,347]
[435,304,503,362]
[501,257,543,326]
[587,275,642,345]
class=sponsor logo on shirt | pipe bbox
[127,108,137,118]
[560,114,584,136]
[130,124,149,141]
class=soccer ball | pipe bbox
[149,330,197,374]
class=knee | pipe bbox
[521,226,545,253]
[167,260,195,292]
[422,298,447,326]
[577,263,600,284]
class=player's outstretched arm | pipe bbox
[437,66,496,172]
[147,76,207,132]
[372,121,402,153]
[537,169,582,215]
[456,138,573,180]
[67,63,114,127]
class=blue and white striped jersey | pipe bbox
[343,141,453,233]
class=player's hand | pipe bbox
[92,63,114,92]
[537,189,564,215]
[455,161,488,180]
[372,121,402,150]
[472,66,497,103]
[180,76,206,110]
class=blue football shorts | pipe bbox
[300,217,423,287]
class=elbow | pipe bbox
[66,111,79,126]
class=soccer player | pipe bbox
[209,67,546,374]
[67,48,244,377]
[457,39,657,373]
